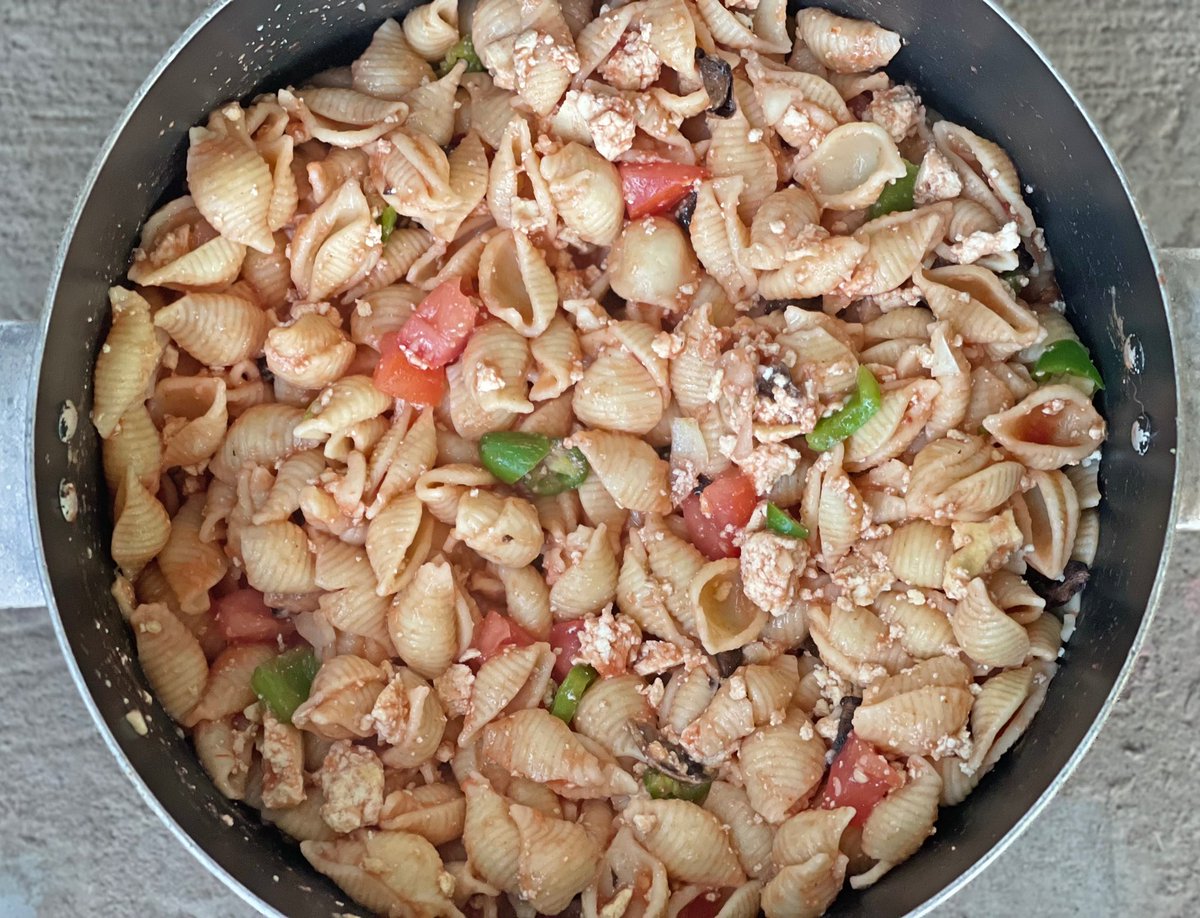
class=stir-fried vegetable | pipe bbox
[1032,339,1104,389]
[549,663,599,723]
[619,161,708,220]
[695,48,735,117]
[867,159,919,219]
[478,431,590,494]
[765,502,809,539]
[377,205,399,244]
[1000,270,1028,296]
[643,768,712,804]
[251,647,321,723]
[806,366,883,452]
[682,468,757,560]
[438,34,484,77]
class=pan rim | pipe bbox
[28,0,1176,915]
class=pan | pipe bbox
[0,0,1190,913]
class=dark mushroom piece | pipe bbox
[713,647,744,679]
[634,722,713,785]
[749,296,826,316]
[1026,560,1090,607]
[695,48,736,118]
[674,189,698,230]
[831,695,863,755]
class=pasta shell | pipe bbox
[844,379,939,471]
[93,287,163,439]
[388,558,476,677]
[851,757,941,888]
[608,217,701,313]
[459,642,555,745]
[111,468,171,577]
[193,717,257,800]
[478,229,559,337]
[509,803,601,914]
[294,375,391,442]
[852,657,973,756]
[454,490,543,567]
[373,667,447,767]
[289,179,382,302]
[186,122,275,254]
[573,347,665,435]
[549,524,619,617]
[915,264,1040,357]
[798,8,901,73]
[130,603,209,723]
[623,798,746,887]
[292,655,386,740]
[691,558,767,654]
[265,314,357,390]
[696,0,787,52]
[282,87,408,148]
[583,825,671,918]
[154,292,271,367]
[188,643,278,724]
[404,60,467,147]
[706,111,778,224]
[102,403,161,495]
[739,718,826,824]
[951,577,1031,668]
[968,665,1034,772]
[240,520,317,594]
[158,493,228,614]
[210,403,312,483]
[540,142,623,246]
[154,377,228,470]
[690,176,757,302]
[571,430,672,514]
[841,203,951,298]
[379,783,464,845]
[368,491,434,595]
[933,120,1036,236]
[1013,470,1080,580]
[795,123,906,211]
[352,19,435,100]
[983,383,1106,470]
[402,0,459,61]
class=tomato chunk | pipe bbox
[213,589,294,644]
[397,277,480,369]
[681,468,757,560]
[548,619,587,682]
[619,161,707,219]
[373,332,447,405]
[817,732,904,825]
[471,610,536,664]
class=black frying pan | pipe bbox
[16,0,1178,914]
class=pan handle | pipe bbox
[1163,249,1200,531]
[0,320,48,610]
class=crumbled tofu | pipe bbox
[259,710,306,809]
[913,148,963,205]
[125,710,148,736]
[863,85,924,143]
[572,90,637,161]
[735,443,801,495]
[433,664,475,719]
[942,221,1020,265]
[573,607,642,678]
[319,740,384,833]
[562,296,610,332]
[739,530,809,617]
[597,23,661,91]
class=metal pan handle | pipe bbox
[0,320,48,609]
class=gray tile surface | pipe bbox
[1,1,1197,916]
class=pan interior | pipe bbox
[33,0,1176,915]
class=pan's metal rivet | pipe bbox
[58,480,78,522]
[1131,413,1153,456]
[1123,334,1144,374]
[57,400,78,442]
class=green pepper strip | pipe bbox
[806,366,883,452]
[642,769,712,804]
[251,647,321,723]
[523,441,590,495]
[765,502,809,539]
[550,664,599,723]
[439,35,484,77]
[1032,339,1104,390]
[999,270,1027,297]
[479,431,553,484]
[868,160,919,220]
[378,205,399,244]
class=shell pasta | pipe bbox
[93,3,1106,916]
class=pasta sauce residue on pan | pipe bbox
[90,3,1108,915]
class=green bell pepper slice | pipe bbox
[765,502,809,539]
[642,769,712,804]
[439,35,484,77]
[549,664,599,723]
[479,431,554,484]
[377,205,399,244]
[806,366,883,452]
[1032,339,1104,390]
[868,160,919,220]
[251,647,321,723]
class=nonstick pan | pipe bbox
[0,0,1189,914]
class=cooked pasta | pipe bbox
[93,4,1107,915]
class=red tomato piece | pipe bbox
[471,610,536,664]
[548,619,587,682]
[373,332,447,405]
[619,161,708,219]
[212,589,294,644]
[396,277,479,369]
[681,468,758,560]
[817,732,904,825]
[677,890,730,918]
